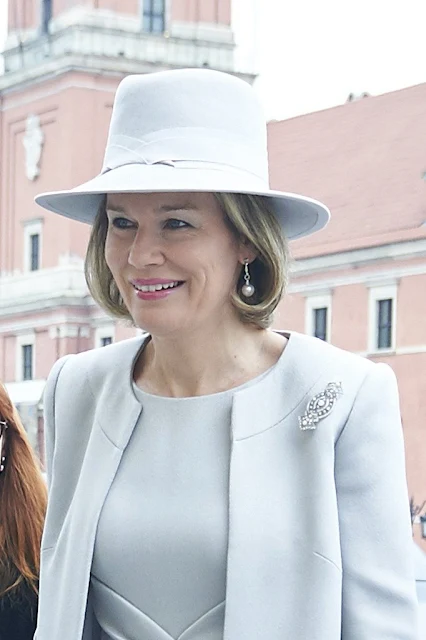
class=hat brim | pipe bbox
[35,163,330,240]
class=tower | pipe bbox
[0,0,252,457]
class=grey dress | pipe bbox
[90,363,279,640]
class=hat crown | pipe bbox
[102,69,269,182]
[35,68,330,240]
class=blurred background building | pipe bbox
[1,1,425,555]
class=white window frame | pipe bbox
[23,218,43,272]
[16,333,35,382]
[368,283,398,353]
[94,324,115,349]
[305,293,332,342]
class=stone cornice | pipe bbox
[1,22,254,94]
[291,237,426,278]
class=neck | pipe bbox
[135,323,286,397]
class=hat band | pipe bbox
[102,127,268,182]
[100,158,270,188]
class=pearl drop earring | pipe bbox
[241,259,255,298]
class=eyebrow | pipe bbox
[158,203,197,212]
[106,205,125,214]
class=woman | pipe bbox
[34,69,418,639]
[0,384,47,640]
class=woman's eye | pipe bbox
[164,218,190,230]
[110,217,135,229]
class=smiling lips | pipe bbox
[131,279,183,299]
[133,281,180,292]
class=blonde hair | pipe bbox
[85,192,290,329]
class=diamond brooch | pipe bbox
[298,382,343,431]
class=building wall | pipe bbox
[8,0,232,32]
[398,275,426,346]
[0,72,120,276]
[1,335,16,381]
[7,0,37,30]
[172,0,231,24]
[91,0,140,15]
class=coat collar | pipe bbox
[94,330,334,446]
[231,330,333,440]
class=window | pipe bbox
[23,219,43,272]
[30,233,40,271]
[368,284,397,352]
[313,307,328,341]
[377,299,393,349]
[142,0,165,33]
[16,333,35,382]
[305,294,332,342]
[22,345,33,380]
[41,0,52,34]
[95,325,115,349]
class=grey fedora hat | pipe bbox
[35,68,330,239]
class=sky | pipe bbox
[1,0,426,121]
[233,0,426,120]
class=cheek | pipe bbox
[104,240,126,277]
[104,242,114,272]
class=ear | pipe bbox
[237,238,258,265]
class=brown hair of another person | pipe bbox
[0,383,47,598]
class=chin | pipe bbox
[132,314,184,338]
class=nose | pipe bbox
[128,227,165,269]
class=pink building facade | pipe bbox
[0,0,248,460]
[268,85,426,549]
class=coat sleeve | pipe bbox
[335,363,419,639]
[42,354,73,488]
[37,354,102,640]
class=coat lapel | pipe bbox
[224,332,336,639]
[38,337,147,640]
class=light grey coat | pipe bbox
[35,331,419,639]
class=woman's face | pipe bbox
[105,192,251,337]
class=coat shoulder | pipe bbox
[285,333,398,420]
[288,331,376,379]
[47,334,148,395]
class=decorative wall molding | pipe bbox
[396,345,426,356]
[5,5,235,47]
[55,324,91,339]
[1,315,88,336]
[356,345,426,358]
[4,379,47,406]
[0,264,89,314]
[0,78,117,112]
[170,21,234,44]
[0,309,113,336]
[23,114,44,180]
[291,238,426,278]
[289,259,426,294]
[1,19,246,93]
